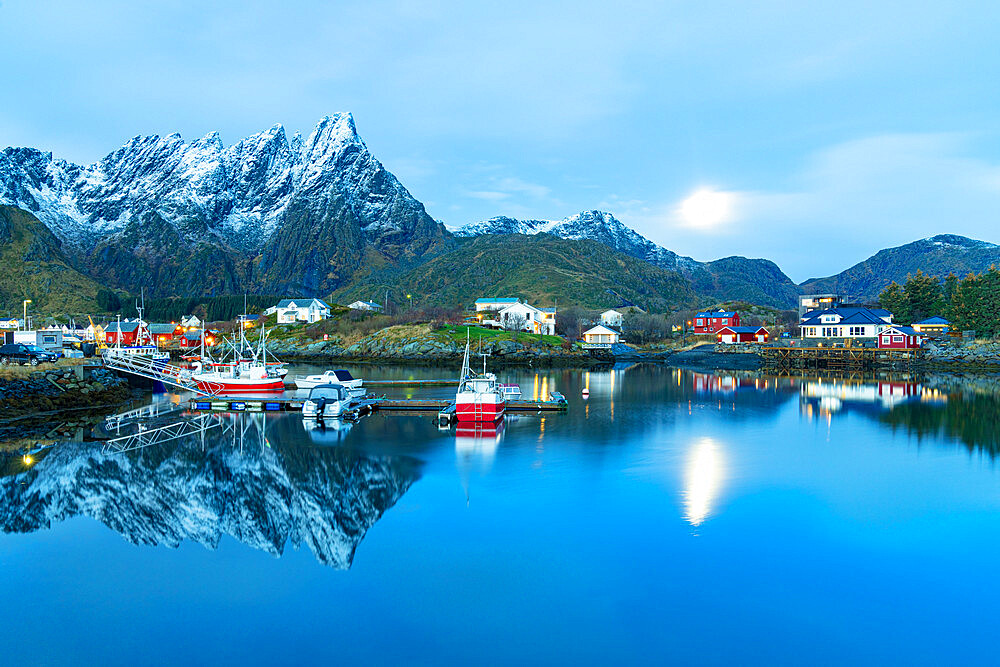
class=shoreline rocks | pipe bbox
[0,366,132,420]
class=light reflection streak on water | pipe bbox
[683,437,726,527]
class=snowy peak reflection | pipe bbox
[0,413,419,569]
[683,437,726,527]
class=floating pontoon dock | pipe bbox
[188,396,568,418]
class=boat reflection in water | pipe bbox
[682,437,726,528]
[455,419,506,468]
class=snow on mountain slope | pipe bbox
[456,209,702,272]
[0,434,419,569]
[0,113,429,254]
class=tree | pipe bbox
[96,289,121,313]
[942,273,959,320]
[902,270,943,323]
[878,281,908,322]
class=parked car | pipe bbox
[0,343,60,365]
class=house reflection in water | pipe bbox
[799,377,947,420]
[683,437,726,527]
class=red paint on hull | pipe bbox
[454,403,505,422]
[196,379,285,394]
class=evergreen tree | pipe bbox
[878,281,908,323]
[942,273,959,320]
[902,270,943,323]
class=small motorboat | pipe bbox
[302,384,356,419]
[294,369,365,396]
[499,384,522,399]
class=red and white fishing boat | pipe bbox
[191,319,286,394]
[454,337,505,423]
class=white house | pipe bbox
[491,302,556,335]
[799,307,893,340]
[275,298,332,324]
[474,297,520,313]
[582,325,621,348]
[180,315,203,329]
[600,309,623,328]
[348,300,384,312]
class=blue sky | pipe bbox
[2,0,998,281]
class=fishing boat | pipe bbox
[191,321,286,394]
[293,369,365,396]
[454,335,505,423]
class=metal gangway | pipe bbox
[103,397,189,433]
[103,413,229,453]
[101,353,223,396]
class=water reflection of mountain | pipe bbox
[0,414,421,568]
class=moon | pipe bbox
[677,187,735,230]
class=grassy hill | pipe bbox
[334,233,698,311]
[0,205,104,315]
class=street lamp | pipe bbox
[406,294,412,311]
[22,299,32,331]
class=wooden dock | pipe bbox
[761,346,923,371]
[282,378,457,390]
[188,396,568,416]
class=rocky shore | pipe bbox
[0,365,132,420]
[267,327,601,367]
[920,341,1000,369]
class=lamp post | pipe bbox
[22,299,32,331]
[407,294,412,311]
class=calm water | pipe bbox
[3,364,1000,665]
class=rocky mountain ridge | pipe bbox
[0,114,448,297]
[800,234,1000,300]
[457,210,800,307]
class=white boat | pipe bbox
[499,384,522,399]
[302,384,356,419]
[294,369,365,396]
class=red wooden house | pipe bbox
[716,326,769,344]
[104,321,141,346]
[180,330,217,348]
[878,325,924,349]
[692,310,739,334]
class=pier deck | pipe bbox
[761,346,923,371]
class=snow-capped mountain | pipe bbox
[800,233,1000,300]
[0,114,447,296]
[457,210,801,307]
[456,210,702,272]
[0,428,419,569]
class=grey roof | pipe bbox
[105,321,141,333]
[719,326,767,333]
[277,298,330,309]
[148,323,177,335]
[885,325,920,336]
[801,307,890,327]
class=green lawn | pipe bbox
[435,324,565,346]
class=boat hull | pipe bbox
[194,376,285,394]
[454,400,505,422]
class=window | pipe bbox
[696,319,703,326]
[722,319,728,325]
[893,335,903,342]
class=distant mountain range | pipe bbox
[799,234,1000,300]
[2,115,999,313]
